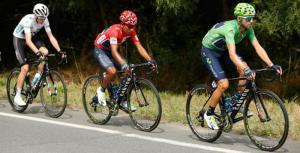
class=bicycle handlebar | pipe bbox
[27,53,67,66]
[117,62,158,74]
[228,67,280,82]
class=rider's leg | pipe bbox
[15,64,29,106]
[236,62,253,116]
[101,66,117,88]
[93,46,117,106]
[13,36,28,106]
[208,79,229,108]
[200,47,228,130]
[236,62,248,92]
[37,47,48,73]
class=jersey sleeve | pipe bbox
[224,29,235,45]
[109,30,118,45]
[44,19,51,32]
[131,30,140,44]
[23,19,31,34]
[247,27,256,42]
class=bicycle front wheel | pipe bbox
[6,68,29,112]
[40,70,67,118]
[186,84,222,142]
[128,78,162,132]
[244,89,289,151]
[82,74,111,125]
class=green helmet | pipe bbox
[234,3,256,17]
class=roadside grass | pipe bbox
[0,73,299,139]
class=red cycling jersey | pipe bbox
[94,24,139,51]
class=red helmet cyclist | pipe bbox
[119,10,138,27]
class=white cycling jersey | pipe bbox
[13,14,51,39]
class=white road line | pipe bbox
[0,112,248,153]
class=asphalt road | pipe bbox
[0,100,299,153]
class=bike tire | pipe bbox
[244,89,289,151]
[82,74,111,125]
[186,84,223,142]
[6,68,29,112]
[40,70,67,118]
[128,78,162,132]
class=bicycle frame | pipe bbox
[208,68,277,125]
[24,55,56,102]
[108,63,153,103]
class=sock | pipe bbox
[100,86,106,92]
[207,106,215,116]
[16,88,21,97]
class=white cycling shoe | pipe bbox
[14,96,26,106]
[97,87,107,106]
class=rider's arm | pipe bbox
[134,42,152,61]
[46,31,61,52]
[251,39,273,67]
[227,44,248,70]
[24,32,39,53]
[111,44,126,65]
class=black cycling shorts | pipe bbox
[200,47,243,81]
[93,46,122,71]
[13,36,44,66]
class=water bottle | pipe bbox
[31,73,41,86]
[224,97,233,113]
[231,92,242,110]
[111,84,120,99]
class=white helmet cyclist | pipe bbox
[33,3,49,18]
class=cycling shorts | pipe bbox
[93,46,122,71]
[200,47,243,81]
[13,36,44,66]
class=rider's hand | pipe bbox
[35,51,43,60]
[244,67,256,80]
[121,63,129,72]
[148,59,157,71]
[58,51,67,64]
[269,64,282,75]
[58,51,67,58]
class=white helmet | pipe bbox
[33,3,49,18]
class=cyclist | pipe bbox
[94,10,156,110]
[200,3,282,130]
[13,3,65,106]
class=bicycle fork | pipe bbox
[252,93,271,123]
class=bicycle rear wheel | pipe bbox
[6,68,29,112]
[40,70,67,118]
[186,84,222,142]
[128,78,162,132]
[82,74,111,125]
[244,89,289,151]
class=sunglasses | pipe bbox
[242,16,254,22]
[126,24,136,29]
[37,17,46,21]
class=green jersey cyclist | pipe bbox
[200,3,282,130]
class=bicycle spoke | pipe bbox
[186,84,222,142]
[40,70,67,118]
[82,75,111,125]
[128,79,161,132]
[244,89,289,151]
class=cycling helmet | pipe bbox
[234,3,256,17]
[119,10,137,26]
[33,3,49,18]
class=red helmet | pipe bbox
[119,10,138,26]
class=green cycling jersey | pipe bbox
[202,19,256,51]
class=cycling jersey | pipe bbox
[94,24,139,51]
[202,20,256,51]
[13,14,51,39]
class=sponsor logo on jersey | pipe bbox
[110,37,118,45]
